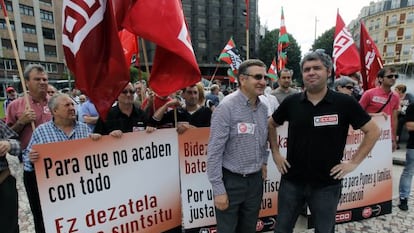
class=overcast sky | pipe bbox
[258,0,376,53]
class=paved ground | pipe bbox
[7,146,414,233]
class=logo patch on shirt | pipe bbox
[314,114,339,127]
[237,122,255,134]
[372,96,388,104]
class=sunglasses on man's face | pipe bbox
[121,89,135,95]
[384,74,398,79]
[343,86,354,90]
[243,73,269,81]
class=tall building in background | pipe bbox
[181,0,261,81]
[0,0,65,95]
[351,0,414,76]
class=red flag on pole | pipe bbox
[118,29,138,66]
[333,11,361,77]
[360,21,383,90]
[122,0,201,97]
[62,0,129,120]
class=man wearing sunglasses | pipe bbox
[94,82,153,135]
[268,51,380,233]
[359,67,400,151]
[207,59,269,233]
[333,76,357,97]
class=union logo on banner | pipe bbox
[62,0,105,55]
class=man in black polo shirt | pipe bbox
[94,82,155,135]
[268,50,380,233]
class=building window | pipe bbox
[386,45,394,57]
[0,19,15,30]
[22,23,36,34]
[20,4,34,16]
[408,0,414,6]
[375,18,381,29]
[44,45,57,57]
[39,0,52,6]
[0,0,13,12]
[402,44,411,55]
[407,12,414,23]
[0,59,17,70]
[405,28,413,39]
[40,9,54,23]
[43,63,58,73]
[24,42,38,53]
[1,39,12,50]
[388,29,396,41]
[391,0,401,9]
[42,27,55,40]
[389,15,398,26]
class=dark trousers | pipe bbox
[215,169,263,233]
[24,171,45,233]
[0,175,19,233]
[275,178,341,233]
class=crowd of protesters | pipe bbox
[1,54,413,233]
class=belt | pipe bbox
[223,167,261,178]
[0,168,11,184]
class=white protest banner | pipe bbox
[34,129,181,233]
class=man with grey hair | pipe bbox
[23,93,102,233]
[333,76,357,96]
[268,50,380,232]
[6,64,52,163]
[207,59,269,233]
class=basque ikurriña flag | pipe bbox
[62,0,129,120]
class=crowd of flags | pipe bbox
[0,0,385,120]
[333,11,383,91]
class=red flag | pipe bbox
[333,12,361,77]
[245,0,249,29]
[62,0,129,119]
[122,0,201,97]
[360,21,383,90]
[118,29,138,66]
[111,0,135,30]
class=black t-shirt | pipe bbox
[272,89,371,186]
[149,106,212,128]
[405,103,414,149]
[94,105,148,135]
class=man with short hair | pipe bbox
[359,67,400,151]
[6,64,52,163]
[268,51,380,232]
[94,82,153,135]
[24,93,102,233]
[150,84,212,134]
[271,68,298,103]
[207,59,269,233]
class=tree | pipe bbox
[259,28,302,85]
[311,27,335,57]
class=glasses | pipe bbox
[243,73,269,81]
[121,89,136,95]
[384,74,398,79]
[47,91,55,94]
[343,86,354,90]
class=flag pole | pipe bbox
[0,0,34,130]
[245,0,249,59]
[208,64,220,88]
